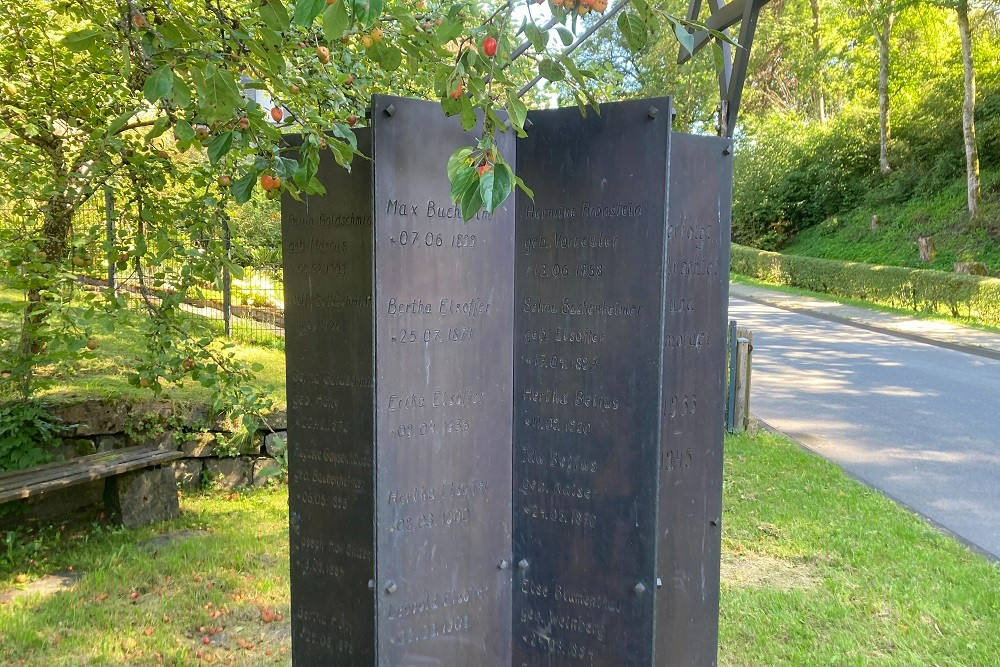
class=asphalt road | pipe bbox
[729,297,1000,561]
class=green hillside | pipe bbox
[780,167,1000,275]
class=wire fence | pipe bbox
[1,195,286,345]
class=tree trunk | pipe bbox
[810,0,826,122]
[957,0,981,221]
[918,236,935,263]
[19,193,74,358]
[876,8,895,176]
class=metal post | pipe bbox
[104,187,116,292]
[222,214,232,339]
[734,329,753,433]
[726,319,737,432]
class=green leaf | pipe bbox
[459,96,477,131]
[538,59,565,83]
[435,19,463,43]
[171,79,192,107]
[259,26,282,49]
[304,176,327,195]
[555,26,575,47]
[192,65,242,123]
[322,0,351,41]
[669,17,695,56]
[460,179,484,222]
[525,23,548,51]
[145,116,171,142]
[173,120,196,143]
[232,172,256,204]
[379,45,403,71]
[143,65,174,104]
[478,169,495,213]
[618,12,648,51]
[485,162,513,214]
[447,148,474,183]
[352,0,383,29]
[207,131,234,165]
[514,175,535,200]
[293,0,327,27]
[159,22,184,48]
[260,0,291,32]
[450,164,478,202]
[107,108,138,136]
[223,259,245,280]
[506,93,528,136]
[63,30,101,52]
[712,41,725,72]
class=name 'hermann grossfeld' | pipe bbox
[523,201,642,220]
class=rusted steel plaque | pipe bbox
[513,98,673,667]
[282,130,376,666]
[655,132,732,667]
[371,95,515,667]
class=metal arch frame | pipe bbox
[678,0,771,138]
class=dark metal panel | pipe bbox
[513,98,673,667]
[282,130,376,667]
[655,133,733,667]
[371,95,515,667]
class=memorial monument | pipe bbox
[283,93,729,666]
[281,3,766,664]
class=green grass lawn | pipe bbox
[1,430,996,666]
[0,286,286,408]
[720,431,999,666]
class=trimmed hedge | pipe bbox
[730,244,1000,328]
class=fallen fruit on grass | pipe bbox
[261,610,275,623]
[202,636,211,645]
[15,574,27,584]
[144,627,153,636]
[130,591,139,600]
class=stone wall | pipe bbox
[9,399,289,522]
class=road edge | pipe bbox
[731,291,1000,363]
[750,414,1000,565]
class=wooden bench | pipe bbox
[0,445,184,527]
